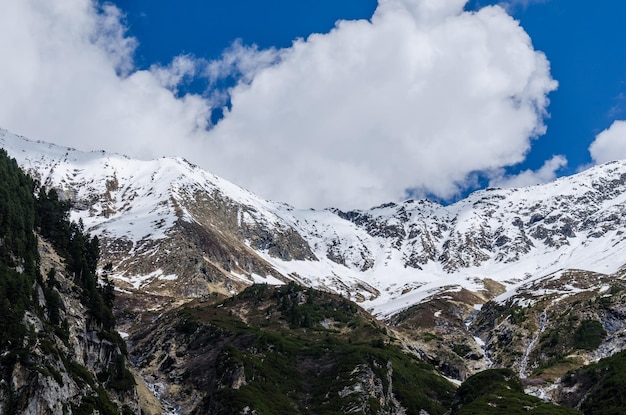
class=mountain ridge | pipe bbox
[2,128,626,319]
[5,128,626,413]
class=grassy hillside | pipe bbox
[559,350,626,414]
[451,369,580,415]
[131,282,457,414]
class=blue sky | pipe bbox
[492,0,626,173]
[112,0,626,182]
[113,1,378,64]
[1,0,626,209]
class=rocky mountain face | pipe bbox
[5,237,139,415]
[388,266,626,385]
[125,283,598,414]
[3,128,626,316]
[4,129,626,414]
[127,283,456,415]
[0,148,137,415]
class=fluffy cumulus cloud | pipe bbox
[0,0,211,160]
[0,0,557,209]
[203,0,557,208]
[589,121,626,164]
[488,155,567,189]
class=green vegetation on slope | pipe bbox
[0,149,39,354]
[0,149,133,414]
[134,281,600,415]
[452,368,580,415]
[133,282,456,415]
[561,350,626,414]
[207,283,455,414]
[35,186,116,330]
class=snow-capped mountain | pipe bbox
[3,128,626,317]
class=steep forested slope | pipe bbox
[0,149,136,414]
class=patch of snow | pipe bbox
[157,273,178,281]
[114,269,167,290]
[5,129,626,319]
[250,273,285,285]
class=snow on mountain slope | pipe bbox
[3,128,626,317]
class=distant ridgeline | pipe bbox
[0,149,133,414]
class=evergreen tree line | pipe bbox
[35,186,115,330]
[0,149,39,351]
[0,149,116,353]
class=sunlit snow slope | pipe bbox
[3,128,626,316]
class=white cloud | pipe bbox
[202,0,557,208]
[498,0,548,13]
[0,0,557,210]
[204,40,281,86]
[488,155,567,188]
[0,0,211,160]
[150,55,200,91]
[589,120,626,164]
[92,3,137,75]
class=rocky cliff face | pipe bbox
[384,264,626,381]
[0,146,138,415]
[128,284,455,415]
[4,129,626,320]
[0,236,138,415]
[473,267,626,383]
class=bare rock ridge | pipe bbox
[3,128,626,318]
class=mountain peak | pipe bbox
[3,128,626,319]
